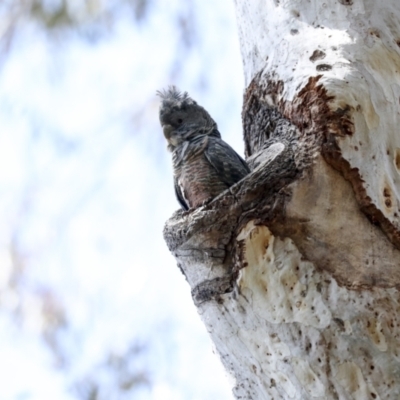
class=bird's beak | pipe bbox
[162,124,173,140]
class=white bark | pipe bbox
[236,0,400,245]
[164,1,400,399]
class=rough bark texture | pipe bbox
[164,1,400,398]
[236,0,400,251]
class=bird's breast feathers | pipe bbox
[172,135,209,167]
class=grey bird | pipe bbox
[157,86,250,210]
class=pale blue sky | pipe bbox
[0,1,244,399]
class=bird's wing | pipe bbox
[174,176,189,210]
[204,137,250,187]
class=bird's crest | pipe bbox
[157,86,195,107]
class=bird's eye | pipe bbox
[177,118,183,124]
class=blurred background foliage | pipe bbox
[3,0,151,33]
[0,0,243,399]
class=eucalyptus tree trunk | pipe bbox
[164,1,400,398]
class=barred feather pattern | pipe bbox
[158,87,250,210]
[172,134,250,209]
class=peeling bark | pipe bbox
[164,0,400,398]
